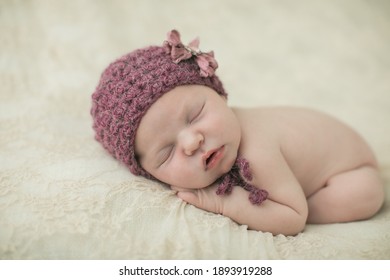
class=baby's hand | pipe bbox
[171,183,225,215]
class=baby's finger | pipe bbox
[170,185,188,192]
[177,191,199,206]
[178,190,221,214]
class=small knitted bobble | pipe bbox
[216,157,268,205]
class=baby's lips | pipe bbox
[202,146,220,169]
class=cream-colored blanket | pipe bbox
[1,0,389,259]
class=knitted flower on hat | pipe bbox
[91,29,268,205]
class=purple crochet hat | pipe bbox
[91,30,227,179]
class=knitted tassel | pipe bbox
[216,157,268,205]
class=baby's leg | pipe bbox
[307,165,384,224]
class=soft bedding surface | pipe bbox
[1,0,390,259]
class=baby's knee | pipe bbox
[367,181,384,215]
[359,167,385,218]
[327,165,385,221]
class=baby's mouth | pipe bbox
[206,152,216,165]
[203,146,225,170]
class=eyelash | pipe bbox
[190,103,205,124]
[160,146,173,166]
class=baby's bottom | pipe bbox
[307,165,384,224]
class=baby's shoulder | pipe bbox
[232,105,351,160]
[233,105,329,118]
[233,106,340,130]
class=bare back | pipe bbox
[233,107,377,197]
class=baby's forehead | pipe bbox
[146,85,205,110]
[141,88,198,125]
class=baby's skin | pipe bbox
[135,85,384,235]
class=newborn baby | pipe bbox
[91,30,384,235]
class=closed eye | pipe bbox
[190,102,205,124]
[158,145,174,167]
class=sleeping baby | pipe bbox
[91,30,384,235]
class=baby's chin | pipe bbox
[166,157,237,190]
[204,158,237,187]
[198,168,235,189]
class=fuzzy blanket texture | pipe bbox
[1,0,390,259]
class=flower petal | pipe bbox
[163,29,218,76]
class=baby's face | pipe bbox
[135,85,241,190]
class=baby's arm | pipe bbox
[177,150,308,235]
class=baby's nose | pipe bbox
[179,129,204,156]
